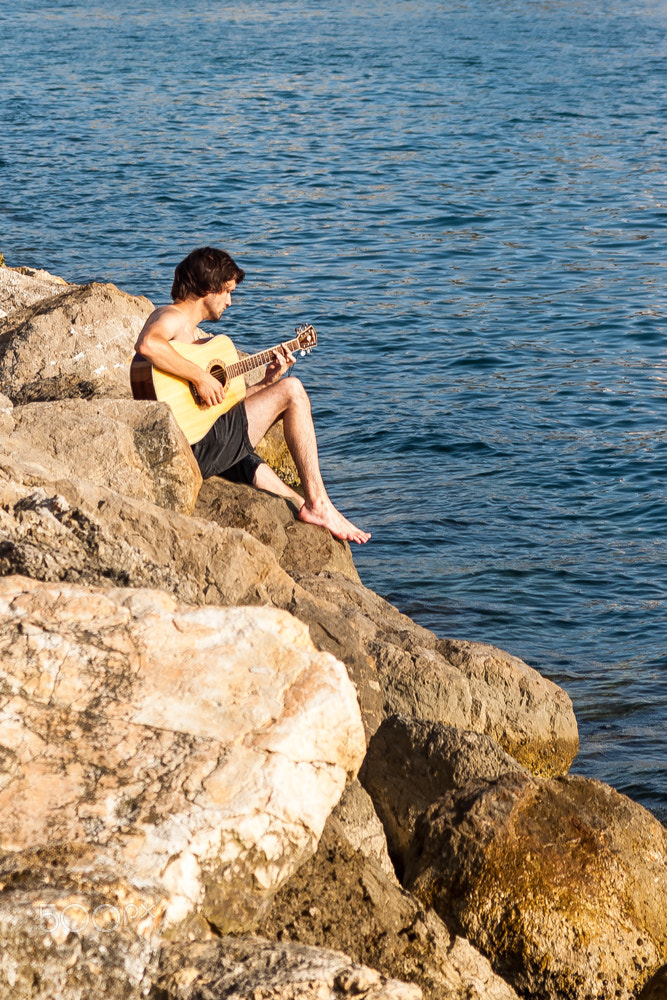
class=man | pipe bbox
[135,247,370,544]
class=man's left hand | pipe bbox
[263,343,296,385]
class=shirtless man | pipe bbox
[135,246,370,544]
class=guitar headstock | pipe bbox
[295,324,317,351]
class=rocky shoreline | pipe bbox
[0,261,665,999]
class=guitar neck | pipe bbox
[225,336,302,381]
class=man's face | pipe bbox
[205,280,236,320]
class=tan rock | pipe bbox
[0,391,13,435]
[195,478,361,583]
[0,846,162,1000]
[0,281,153,404]
[8,398,201,512]
[0,442,575,766]
[404,772,667,1000]
[0,264,70,317]
[0,459,383,739]
[287,582,384,741]
[294,574,578,776]
[0,576,366,932]
[332,779,396,880]
[359,716,527,874]
[259,817,519,1000]
[0,460,295,608]
[436,638,579,776]
[156,936,422,1000]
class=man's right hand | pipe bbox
[194,370,226,407]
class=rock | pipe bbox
[638,966,667,1000]
[293,573,578,776]
[0,264,70,316]
[8,398,201,513]
[0,847,162,1000]
[0,461,295,608]
[332,779,396,879]
[0,428,575,767]
[404,772,667,1000]
[195,478,361,583]
[436,638,579,777]
[0,576,366,932]
[0,281,153,404]
[0,460,385,745]
[0,392,13,435]
[286,580,384,742]
[258,817,519,1000]
[156,936,422,1000]
[0,458,383,738]
[359,716,527,874]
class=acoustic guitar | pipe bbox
[130,324,317,444]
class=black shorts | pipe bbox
[190,402,265,485]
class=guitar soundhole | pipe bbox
[189,362,228,405]
[209,364,228,389]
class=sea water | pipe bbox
[2,0,667,820]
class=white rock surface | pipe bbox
[0,576,366,931]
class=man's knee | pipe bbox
[283,376,309,407]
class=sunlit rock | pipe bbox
[0,576,366,932]
[8,398,201,513]
[0,281,153,403]
[0,264,70,316]
[404,771,667,1000]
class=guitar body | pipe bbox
[130,325,317,446]
[130,337,246,444]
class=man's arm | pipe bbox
[135,311,226,407]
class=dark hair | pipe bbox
[171,247,245,301]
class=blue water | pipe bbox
[2,0,667,820]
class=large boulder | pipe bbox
[404,772,667,1000]
[359,716,527,874]
[259,816,520,1000]
[8,397,201,513]
[294,573,578,776]
[436,638,579,776]
[0,281,153,403]
[0,576,366,932]
[0,264,70,318]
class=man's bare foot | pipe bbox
[298,499,371,544]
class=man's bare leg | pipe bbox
[253,461,304,508]
[244,380,370,544]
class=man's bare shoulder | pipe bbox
[135,304,194,352]
[141,304,187,338]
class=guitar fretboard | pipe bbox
[224,337,303,380]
